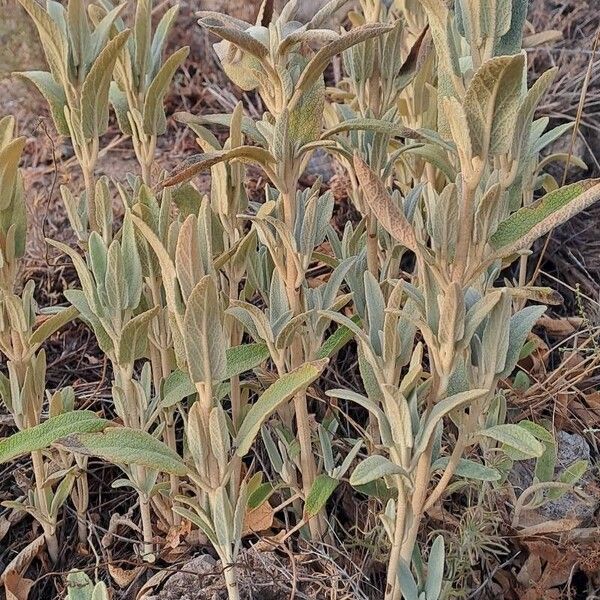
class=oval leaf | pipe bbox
[58,427,188,475]
[235,360,327,456]
[0,411,109,464]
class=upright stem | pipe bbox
[453,184,476,282]
[366,212,379,277]
[118,366,156,559]
[74,462,89,547]
[81,138,99,235]
[385,477,408,600]
[281,181,325,540]
[32,450,59,563]
[83,166,98,235]
[139,493,155,562]
[223,561,241,600]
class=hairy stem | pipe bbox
[32,450,59,563]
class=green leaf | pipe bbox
[292,24,393,103]
[225,343,270,379]
[491,180,600,258]
[81,29,131,140]
[512,67,558,162]
[0,411,109,464]
[496,0,528,54]
[59,427,188,475]
[29,306,79,349]
[198,18,269,60]
[133,0,151,83]
[235,360,327,456]
[160,369,196,409]
[17,0,68,84]
[426,535,445,600]
[500,305,547,378]
[161,146,276,189]
[463,53,525,157]
[0,137,25,212]
[316,315,360,359]
[479,424,545,458]
[151,5,179,75]
[66,570,94,600]
[397,559,419,600]
[431,457,501,481]
[247,482,274,510]
[14,72,69,135]
[350,455,407,487]
[172,505,219,548]
[117,307,159,365]
[143,46,189,135]
[559,459,587,485]
[183,276,227,384]
[174,111,267,146]
[322,118,419,141]
[518,420,554,444]
[326,388,393,447]
[414,389,488,456]
[67,0,91,72]
[304,473,339,518]
[353,154,418,252]
[109,83,132,135]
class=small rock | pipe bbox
[153,554,218,600]
[510,430,599,523]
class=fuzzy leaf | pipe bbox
[463,53,525,157]
[59,427,188,475]
[0,411,109,464]
[0,137,26,211]
[426,535,445,600]
[17,0,67,84]
[160,370,196,409]
[293,24,393,100]
[350,455,407,486]
[499,305,547,378]
[491,179,600,258]
[414,389,488,456]
[304,473,339,518]
[479,424,545,458]
[183,276,227,384]
[29,306,79,349]
[316,315,360,359]
[161,146,276,189]
[143,46,189,135]
[431,457,501,481]
[14,71,69,135]
[235,360,327,456]
[225,343,270,379]
[322,119,420,141]
[353,154,417,252]
[81,29,130,140]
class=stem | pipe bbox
[32,450,59,563]
[140,494,156,562]
[385,478,408,600]
[164,409,180,524]
[83,164,98,235]
[281,178,326,540]
[118,366,156,559]
[223,561,241,600]
[74,462,89,547]
[366,212,379,277]
[140,135,157,186]
[453,184,476,282]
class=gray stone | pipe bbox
[510,430,599,523]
